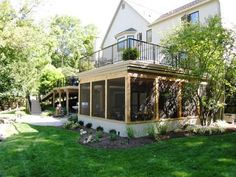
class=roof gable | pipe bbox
[150,0,215,26]
[101,0,157,48]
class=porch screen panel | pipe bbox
[131,78,155,121]
[80,83,90,115]
[182,83,198,117]
[92,80,105,118]
[107,78,125,121]
[159,80,179,119]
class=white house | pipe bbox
[101,0,157,49]
[76,0,235,137]
[150,0,221,44]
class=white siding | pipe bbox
[102,1,150,48]
[219,0,236,31]
[151,0,221,45]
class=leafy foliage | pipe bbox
[122,48,140,60]
[49,16,97,70]
[39,65,64,94]
[161,16,236,125]
[0,1,97,110]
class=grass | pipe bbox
[0,124,236,177]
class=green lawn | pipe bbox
[0,124,236,177]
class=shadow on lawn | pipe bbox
[0,124,236,177]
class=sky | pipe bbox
[32,0,193,38]
[8,0,236,48]
[10,0,192,45]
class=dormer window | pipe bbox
[146,29,152,43]
[137,33,142,41]
[187,11,199,23]
[182,11,199,23]
[117,37,125,51]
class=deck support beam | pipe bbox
[52,91,55,108]
[66,91,69,115]
[125,75,131,123]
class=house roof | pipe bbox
[150,0,213,26]
[125,0,159,23]
[115,28,137,38]
[101,0,159,48]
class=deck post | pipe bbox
[105,79,107,119]
[90,82,92,116]
[178,82,182,118]
[78,84,80,115]
[66,91,69,115]
[58,90,61,105]
[155,78,159,120]
[52,91,55,108]
[125,75,131,123]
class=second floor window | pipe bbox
[146,29,152,43]
[187,11,199,23]
[117,37,125,51]
[137,33,142,41]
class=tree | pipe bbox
[0,0,51,110]
[161,16,236,125]
[49,16,97,70]
[39,65,64,95]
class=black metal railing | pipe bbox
[55,76,79,88]
[79,38,183,71]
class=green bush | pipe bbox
[146,125,155,139]
[96,126,104,132]
[126,127,135,138]
[109,129,117,141]
[156,122,168,135]
[186,125,226,135]
[85,123,92,129]
[78,121,84,126]
[63,121,80,130]
[68,115,78,123]
[95,131,103,140]
[122,48,140,61]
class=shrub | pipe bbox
[78,121,84,126]
[109,129,117,141]
[96,126,104,132]
[63,121,79,129]
[68,115,78,123]
[146,125,155,139]
[85,123,92,129]
[156,122,168,135]
[186,125,226,135]
[70,122,80,129]
[126,127,135,138]
[95,131,103,139]
[122,48,140,61]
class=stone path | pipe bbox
[0,114,68,141]
[16,115,68,127]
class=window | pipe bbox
[92,80,105,118]
[107,78,125,121]
[131,78,155,121]
[127,35,134,48]
[158,80,179,119]
[80,83,90,115]
[117,37,125,51]
[137,33,142,41]
[187,11,199,23]
[146,29,152,42]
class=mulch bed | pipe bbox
[76,126,236,149]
